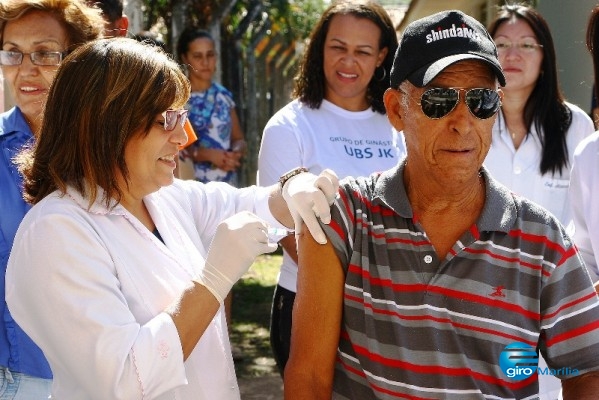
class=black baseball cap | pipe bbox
[390,10,506,88]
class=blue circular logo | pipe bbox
[499,342,538,381]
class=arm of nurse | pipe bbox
[284,227,344,399]
[172,171,339,360]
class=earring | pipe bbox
[375,66,387,82]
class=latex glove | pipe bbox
[283,168,339,244]
[198,211,278,303]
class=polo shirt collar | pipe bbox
[64,184,127,216]
[0,107,33,138]
[371,161,517,234]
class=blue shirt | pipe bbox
[186,82,238,185]
[0,107,51,378]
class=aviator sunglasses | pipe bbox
[161,109,189,131]
[417,87,502,120]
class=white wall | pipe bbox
[537,0,596,114]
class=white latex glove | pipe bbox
[283,168,339,244]
[197,211,278,303]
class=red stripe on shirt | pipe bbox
[464,247,550,277]
[545,316,599,347]
[508,229,567,256]
[342,340,535,392]
[347,265,539,320]
[345,292,537,346]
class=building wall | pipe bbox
[537,0,596,114]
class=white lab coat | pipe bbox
[6,179,277,400]
[484,103,594,227]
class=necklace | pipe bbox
[499,112,527,147]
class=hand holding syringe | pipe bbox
[267,227,295,242]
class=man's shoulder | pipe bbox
[335,171,393,210]
[494,184,570,244]
[482,171,567,240]
[339,171,384,192]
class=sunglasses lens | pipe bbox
[179,110,189,127]
[164,110,177,131]
[465,89,501,119]
[421,88,459,119]
[420,88,501,120]
[162,110,189,131]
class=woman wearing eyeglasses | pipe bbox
[484,5,595,399]
[0,0,104,397]
[484,4,594,227]
[4,38,337,400]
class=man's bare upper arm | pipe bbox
[284,227,345,398]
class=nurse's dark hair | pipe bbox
[17,38,191,208]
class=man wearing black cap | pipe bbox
[285,10,599,399]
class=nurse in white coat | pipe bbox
[5,38,337,400]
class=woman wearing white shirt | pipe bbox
[257,1,405,376]
[5,38,336,400]
[484,4,594,227]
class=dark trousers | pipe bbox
[269,285,295,377]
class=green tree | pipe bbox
[221,0,325,185]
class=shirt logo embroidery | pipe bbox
[489,285,506,297]
[157,341,170,359]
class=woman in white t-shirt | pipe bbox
[257,0,406,376]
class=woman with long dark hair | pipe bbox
[484,4,594,226]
